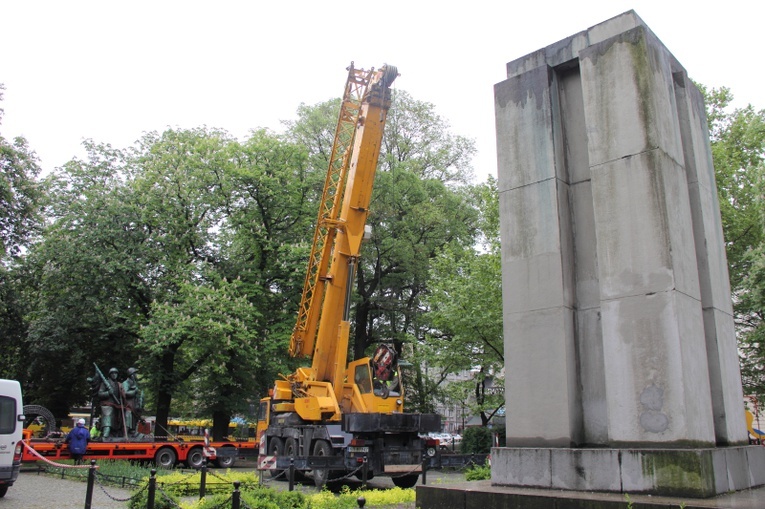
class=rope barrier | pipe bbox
[20,440,95,469]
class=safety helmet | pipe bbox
[77,418,86,425]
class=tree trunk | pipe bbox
[354,297,372,360]
[152,349,178,440]
[212,409,230,442]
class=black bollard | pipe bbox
[147,469,157,509]
[422,456,427,486]
[232,481,241,509]
[83,459,97,509]
[199,461,207,499]
[288,456,295,492]
[361,455,368,489]
[357,495,366,508]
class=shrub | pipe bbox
[192,492,281,509]
[464,460,491,481]
[307,485,415,509]
[460,426,492,454]
[184,484,305,509]
[128,484,179,509]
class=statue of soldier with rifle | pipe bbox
[95,365,125,440]
[122,367,145,437]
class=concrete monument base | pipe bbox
[490,446,765,498]
[417,478,765,509]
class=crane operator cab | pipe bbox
[370,344,401,399]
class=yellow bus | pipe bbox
[163,418,255,442]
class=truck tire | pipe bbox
[284,437,298,459]
[185,447,206,469]
[311,439,333,487]
[214,446,236,468]
[154,447,177,468]
[268,437,284,478]
[23,404,57,436]
[392,473,420,488]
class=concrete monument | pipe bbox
[492,10,765,497]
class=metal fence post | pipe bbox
[288,456,295,492]
[147,469,157,509]
[83,460,96,509]
[199,461,207,499]
[232,481,241,509]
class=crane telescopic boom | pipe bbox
[256,64,440,489]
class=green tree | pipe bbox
[423,178,504,425]
[21,141,143,415]
[702,86,765,401]
[0,84,43,259]
[221,128,320,356]
[0,85,43,380]
[285,91,479,413]
[140,276,267,440]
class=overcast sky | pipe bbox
[2,1,763,179]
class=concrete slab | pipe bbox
[491,447,764,499]
[550,448,621,492]
[417,479,765,509]
[503,307,579,446]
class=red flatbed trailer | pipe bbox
[21,434,257,469]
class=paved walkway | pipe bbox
[0,471,133,509]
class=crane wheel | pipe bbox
[311,439,335,487]
[392,473,420,488]
[268,437,284,478]
[284,437,298,459]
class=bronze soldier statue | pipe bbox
[97,367,123,439]
[122,367,143,436]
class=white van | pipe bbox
[0,379,24,498]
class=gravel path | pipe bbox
[0,471,133,509]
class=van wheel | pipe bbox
[0,485,8,498]
[154,447,177,468]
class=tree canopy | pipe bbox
[702,85,765,401]
[3,78,763,434]
[2,86,488,432]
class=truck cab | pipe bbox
[0,379,24,498]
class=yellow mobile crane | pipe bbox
[255,63,440,487]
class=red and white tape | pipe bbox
[21,441,96,469]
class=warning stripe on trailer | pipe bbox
[257,455,276,470]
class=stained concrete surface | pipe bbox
[417,479,765,509]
